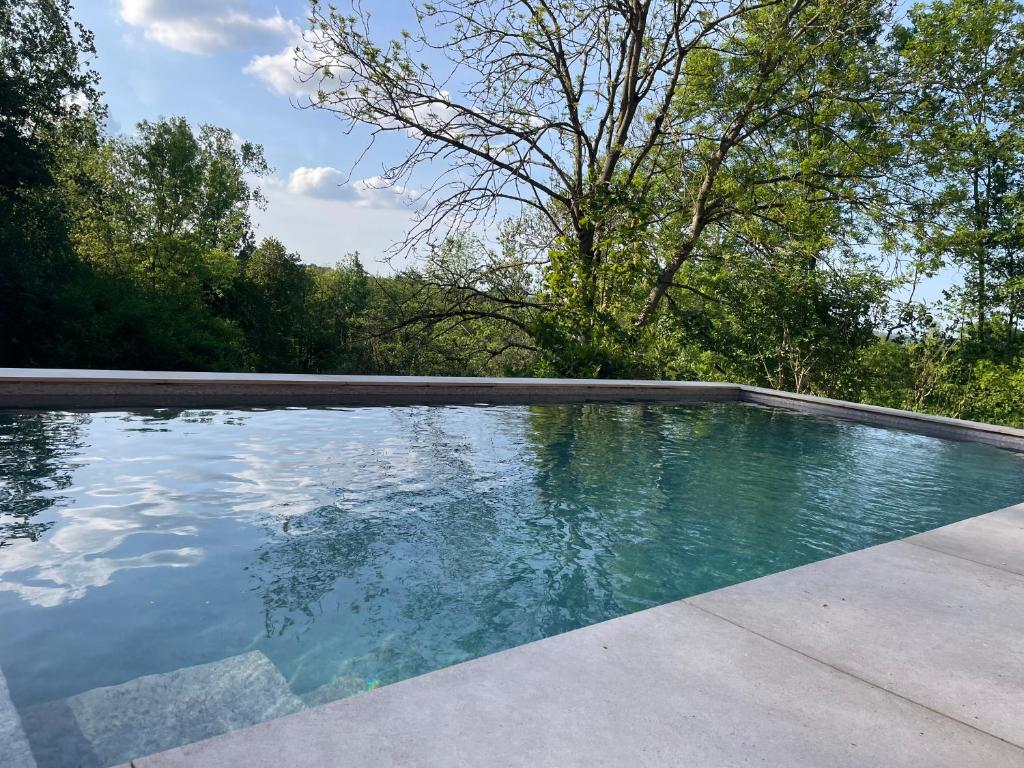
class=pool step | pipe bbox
[298,673,369,708]
[20,651,304,768]
[0,665,36,768]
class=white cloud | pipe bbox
[284,165,348,198]
[245,36,360,99]
[252,170,422,271]
[402,94,460,134]
[119,0,296,55]
[244,43,315,96]
[62,91,91,111]
[283,167,418,208]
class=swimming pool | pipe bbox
[2,402,1022,766]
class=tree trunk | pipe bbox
[973,169,987,342]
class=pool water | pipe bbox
[1,402,1022,765]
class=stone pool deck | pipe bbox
[124,502,1024,768]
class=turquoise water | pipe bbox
[1,402,1023,764]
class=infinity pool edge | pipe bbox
[1,369,1022,452]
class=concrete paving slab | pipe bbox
[689,541,1024,748]
[0,666,36,768]
[134,600,1020,768]
[25,651,304,768]
[906,514,1024,576]
[986,503,1024,528]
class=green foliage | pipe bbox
[0,0,100,190]
[851,334,1024,427]
[67,117,268,297]
[237,238,307,370]
[299,256,372,373]
[0,0,101,365]
[961,358,1024,426]
[897,0,1024,345]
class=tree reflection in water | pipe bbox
[243,404,827,694]
[0,412,88,547]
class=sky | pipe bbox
[74,0,423,273]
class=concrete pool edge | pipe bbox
[127,501,1024,768]
[2,368,1023,452]
[738,386,1024,451]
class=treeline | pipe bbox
[0,2,538,376]
[3,110,368,373]
[0,0,371,375]
[2,0,1024,427]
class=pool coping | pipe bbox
[1,368,1022,452]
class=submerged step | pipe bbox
[0,666,36,768]
[21,651,303,768]
[298,674,371,709]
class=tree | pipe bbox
[0,0,102,365]
[69,117,269,299]
[366,231,541,374]
[37,116,271,370]
[299,255,372,372]
[301,0,901,371]
[0,0,100,191]
[676,253,892,395]
[238,238,309,370]
[897,0,1024,347]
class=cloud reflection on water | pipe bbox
[0,407,513,608]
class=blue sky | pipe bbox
[75,0,422,272]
